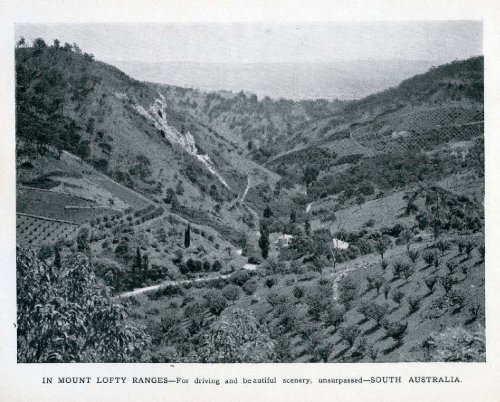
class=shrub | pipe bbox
[380,259,389,271]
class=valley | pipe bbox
[16,38,484,363]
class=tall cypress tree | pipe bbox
[258,225,270,259]
[184,223,191,248]
[54,246,61,269]
[133,247,141,285]
[305,219,311,236]
[141,254,149,281]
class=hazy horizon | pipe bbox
[15,21,482,100]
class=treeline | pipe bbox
[16,38,98,159]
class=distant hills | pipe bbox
[106,59,440,100]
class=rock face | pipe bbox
[131,93,230,189]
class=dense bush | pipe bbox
[17,247,150,362]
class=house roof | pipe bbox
[332,238,349,249]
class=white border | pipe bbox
[1,1,499,401]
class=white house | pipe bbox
[332,238,349,249]
[276,234,294,247]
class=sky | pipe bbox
[15,21,482,64]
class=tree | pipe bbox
[436,240,451,255]
[53,38,60,49]
[391,289,405,305]
[263,205,273,218]
[199,309,276,363]
[407,249,419,263]
[17,248,150,362]
[338,276,358,309]
[37,244,53,260]
[204,289,227,316]
[33,38,47,49]
[53,246,61,269]
[265,277,277,289]
[16,36,26,48]
[304,219,311,236]
[323,303,345,328]
[382,320,408,345]
[76,227,90,253]
[407,296,421,314]
[212,260,223,271]
[401,229,413,250]
[258,225,270,259]
[222,284,239,305]
[375,236,392,259]
[383,283,391,300]
[465,241,476,259]
[373,275,386,294]
[73,42,82,54]
[365,303,389,326]
[422,252,436,267]
[478,245,485,261]
[293,285,305,299]
[440,274,456,294]
[290,210,297,224]
[339,325,361,348]
[424,275,438,293]
[242,278,259,295]
[142,254,149,279]
[303,165,319,187]
[401,263,415,283]
[184,224,191,248]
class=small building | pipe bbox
[332,238,349,250]
[276,234,294,247]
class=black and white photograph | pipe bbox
[12,19,486,364]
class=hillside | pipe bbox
[16,39,484,363]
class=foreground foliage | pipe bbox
[17,247,150,362]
